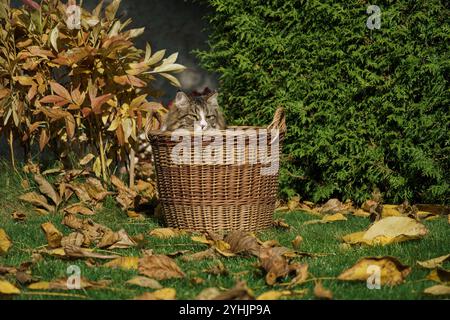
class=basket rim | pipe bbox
[146,125,280,138]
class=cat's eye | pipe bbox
[189,114,199,120]
[207,115,216,119]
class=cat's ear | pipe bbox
[207,92,218,107]
[175,91,189,109]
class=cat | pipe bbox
[161,91,226,132]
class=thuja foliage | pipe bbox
[197,0,449,204]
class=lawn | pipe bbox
[0,161,448,300]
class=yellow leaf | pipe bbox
[191,235,213,245]
[417,254,450,269]
[134,288,176,300]
[126,276,162,289]
[342,216,428,246]
[149,228,185,239]
[256,290,291,300]
[0,229,12,254]
[338,256,411,286]
[147,49,166,65]
[424,284,450,296]
[323,213,347,222]
[0,280,20,294]
[28,281,51,290]
[103,257,139,270]
[381,204,402,218]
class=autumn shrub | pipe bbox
[197,0,449,204]
[0,0,184,180]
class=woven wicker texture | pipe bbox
[148,108,285,232]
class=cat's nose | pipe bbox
[200,120,208,129]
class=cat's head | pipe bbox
[163,91,226,131]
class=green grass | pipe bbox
[0,162,449,300]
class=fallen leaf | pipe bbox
[181,248,216,262]
[259,247,290,285]
[196,287,221,300]
[61,232,89,247]
[423,284,450,296]
[28,277,110,290]
[273,219,290,229]
[319,198,352,214]
[417,254,450,269]
[104,257,139,270]
[84,178,112,202]
[304,213,348,225]
[0,229,12,254]
[256,290,292,300]
[338,256,411,286]
[64,203,95,216]
[41,222,63,248]
[126,276,163,289]
[224,231,261,256]
[342,216,428,246]
[291,236,303,249]
[138,255,185,280]
[11,211,26,222]
[281,263,309,288]
[79,153,95,166]
[213,281,254,300]
[313,281,333,299]
[111,175,137,210]
[287,195,300,211]
[19,192,55,213]
[166,250,190,258]
[63,244,120,260]
[149,228,186,239]
[134,288,176,300]
[98,229,136,249]
[34,174,61,206]
[427,268,450,283]
[0,280,20,295]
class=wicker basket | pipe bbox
[147,108,286,232]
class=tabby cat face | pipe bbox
[162,91,226,132]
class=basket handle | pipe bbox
[267,106,286,134]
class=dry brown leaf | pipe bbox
[291,235,303,249]
[423,284,450,296]
[64,203,95,216]
[273,219,290,229]
[41,222,63,248]
[68,183,92,203]
[149,228,186,239]
[259,247,290,285]
[19,192,55,212]
[134,288,176,300]
[319,198,352,214]
[28,277,110,290]
[63,244,120,260]
[166,250,191,258]
[61,232,88,248]
[104,257,139,270]
[196,287,221,300]
[313,281,333,299]
[417,254,450,269]
[34,174,61,206]
[280,263,309,288]
[0,229,12,255]
[111,175,137,210]
[224,231,261,256]
[79,153,95,166]
[126,276,163,289]
[338,256,411,286]
[98,229,136,249]
[84,178,112,202]
[181,248,217,262]
[0,280,20,295]
[213,281,254,300]
[11,211,26,222]
[342,216,428,246]
[138,255,185,280]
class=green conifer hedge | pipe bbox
[196,0,449,204]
